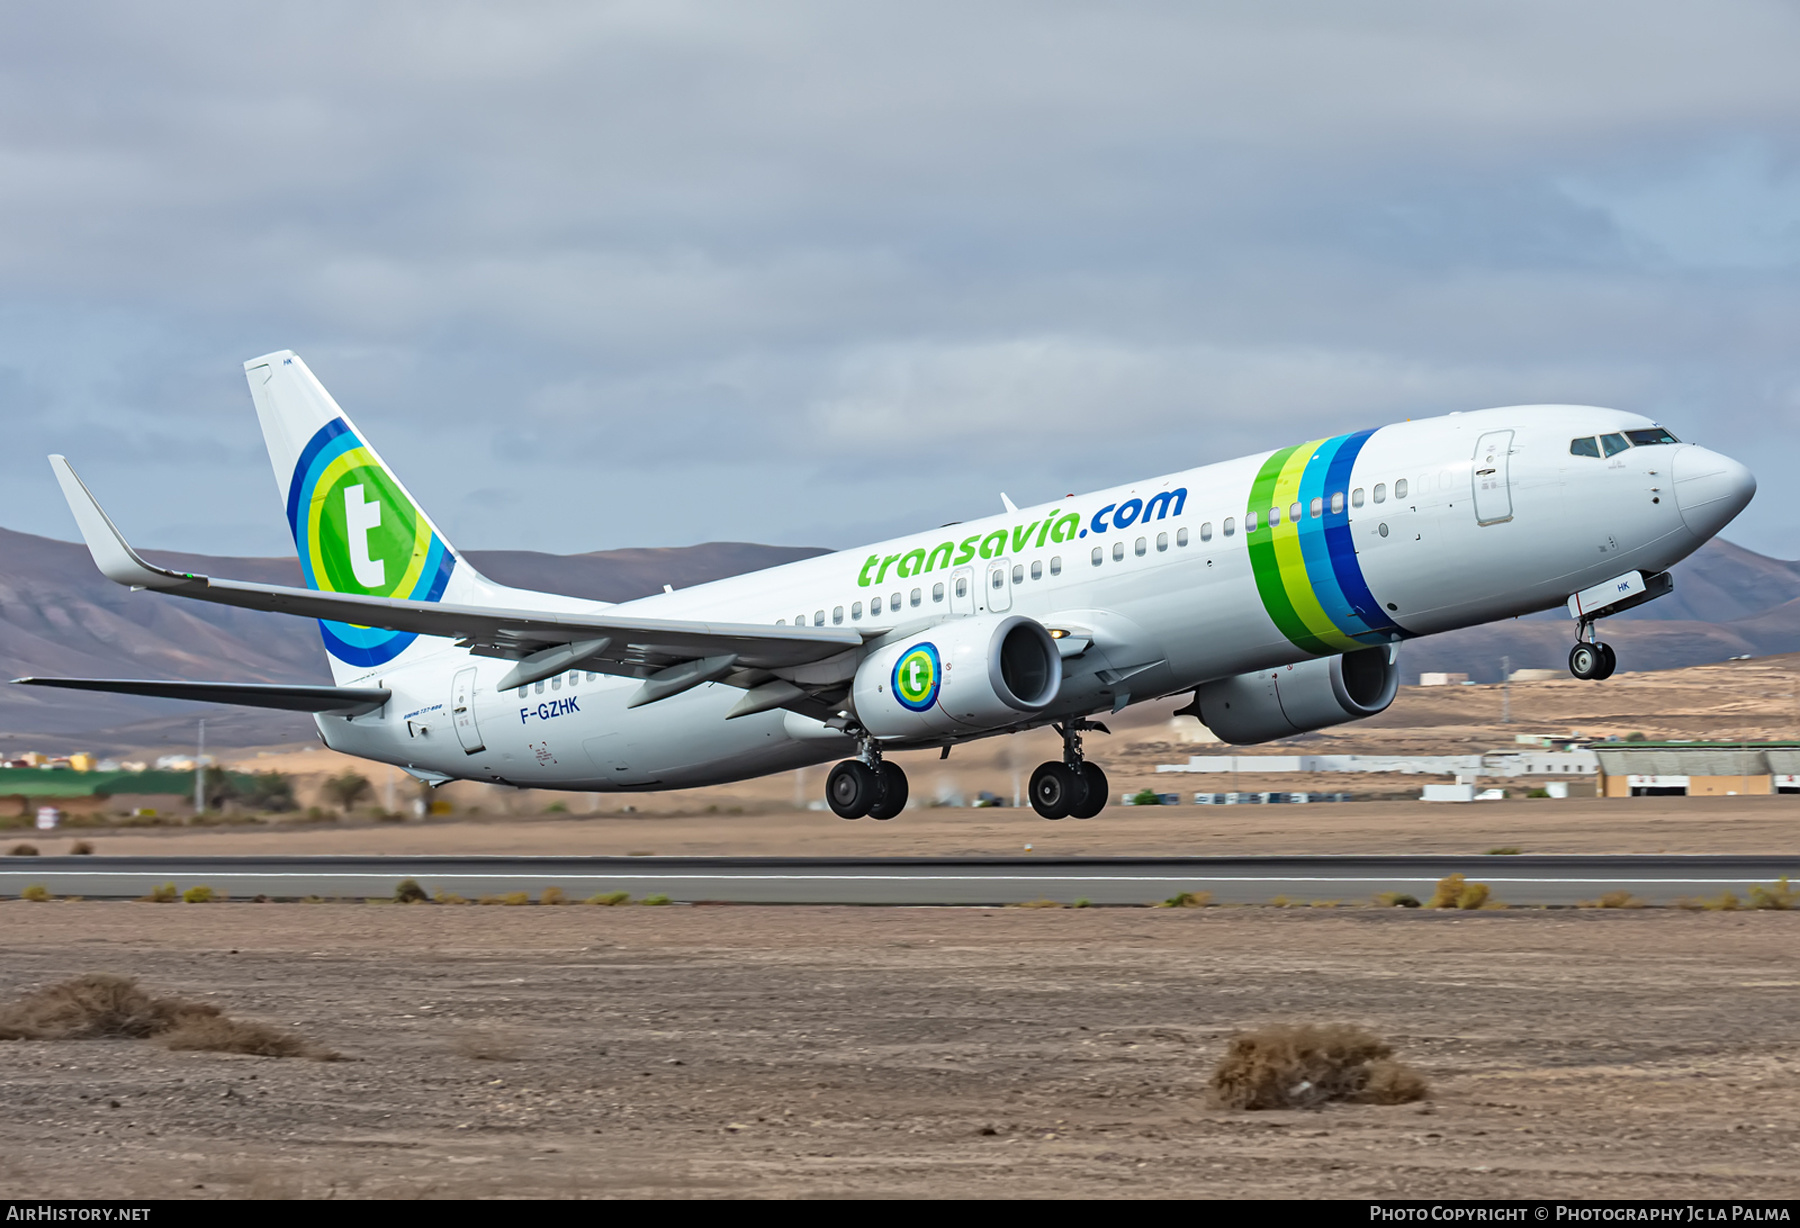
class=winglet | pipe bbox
[1000,492,1018,514]
[47,456,195,590]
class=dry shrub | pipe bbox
[0,973,334,1058]
[587,891,630,906]
[1160,891,1212,908]
[640,893,671,906]
[1589,891,1643,909]
[539,887,566,906]
[1014,898,1064,909]
[69,841,94,855]
[8,843,39,857]
[479,892,531,906]
[1375,892,1420,908]
[19,885,50,903]
[1426,873,1492,910]
[1748,877,1797,911]
[139,883,178,903]
[393,878,428,904]
[182,885,218,904]
[1208,1023,1429,1110]
[1704,891,1741,912]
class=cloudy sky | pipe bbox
[2,1,1797,560]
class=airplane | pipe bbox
[18,351,1755,820]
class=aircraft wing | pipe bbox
[49,456,864,698]
[12,677,391,716]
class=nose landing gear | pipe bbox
[1029,720,1110,820]
[826,737,909,820]
[1568,619,1617,681]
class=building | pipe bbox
[1592,743,1800,797]
[1418,672,1469,686]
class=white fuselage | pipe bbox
[316,405,1750,790]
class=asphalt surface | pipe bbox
[0,854,1795,906]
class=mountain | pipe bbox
[2,523,1795,749]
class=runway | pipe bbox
[1,853,1795,906]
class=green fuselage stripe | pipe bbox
[1246,446,1333,655]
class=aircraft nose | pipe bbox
[1672,445,1756,540]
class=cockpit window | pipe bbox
[1569,437,1601,458]
[1600,432,1630,457]
[1625,427,1679,447]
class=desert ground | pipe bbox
[0,903,1795,1199]
[2,657,1796,1200]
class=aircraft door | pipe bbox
[984,558,1012,612]
[1472,430,1514,526]
[451,666,485,754]
[949,566,976,615]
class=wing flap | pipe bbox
[13,677,390,716]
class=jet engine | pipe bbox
[1189,646,1399,745]
[851,614,1062,740]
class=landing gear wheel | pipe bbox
[826,760,879,819]
[1569,642,1605,681]
[1030,761,1088,820]
[867,762,909,820]
[1068,763,1108,819]
[1595,642,1617,681]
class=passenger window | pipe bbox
[1049,556,1061,575]
[586,672,597,682]
[1395,479,1409,499]
[551,674,561,690]
[832,606,844,624]
[931,583,943,602]
[870,597,881,615]
[1625,427,1679,446]
[1245,511,1258,532]
[1156,532,1168,552]
[1352,488,1364,508]
[1112,542,1125,561]
[1224,517,1236,536]
[1373,483,1386,503]
[1198,523,1210,543]
[1329,492,1343,515]
[795,613,806,627]
[1134,536,1147,556]
[517,686,528,699]
[890,591,901,610]
[568,671,578,685]
[911,588,922,606]
[954,577,968,597]
[1309,497,1322,519]
[814,610,825,626]
[776,618,785,626]
[851,601,863,620]
[1091,546,1103,566]
[991,570,1004,590]
[1569,436,1601,459]
[1269,506,1281,526]
[1012,564,1024,584]
[1600,432,1629,457]
[1292,502,1304,522]
[534,681,545,694]
[1179,527,1191,546]
[1030,560,1043,580]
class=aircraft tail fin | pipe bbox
[243,350,488,678]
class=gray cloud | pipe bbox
[1,1,1797,559]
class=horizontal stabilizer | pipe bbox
[12,677,389,716]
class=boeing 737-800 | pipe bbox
[18,351,1756,820]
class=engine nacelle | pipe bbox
[851,614,1063,740]
[1192,646,1399,745]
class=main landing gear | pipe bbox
[826,739,908,820]
[1029,720,1109,821]
[1568,618,1617,681]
